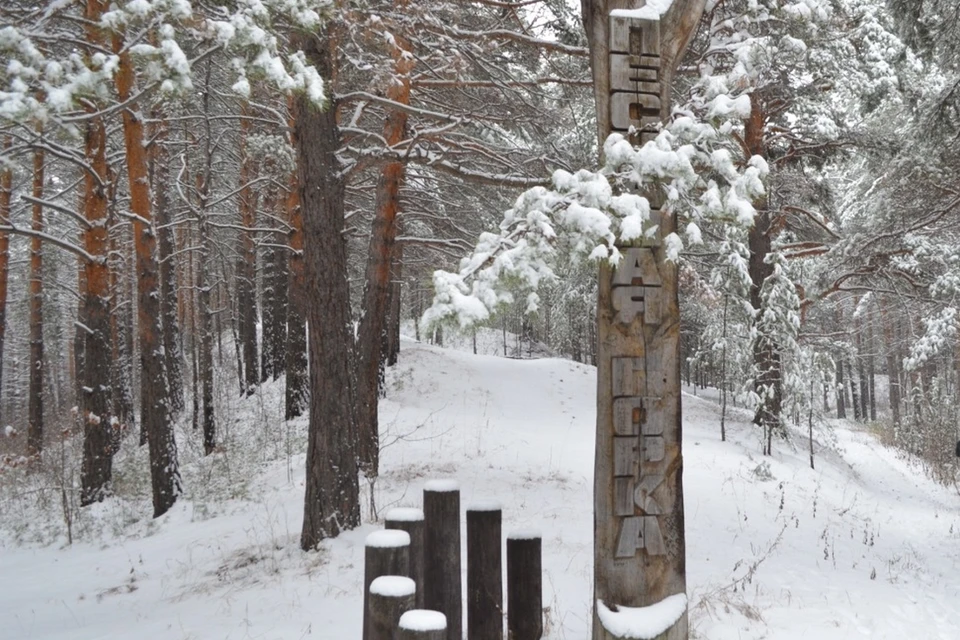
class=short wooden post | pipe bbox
[423,479,461,640]
[398,610,447,640]
[467,502,503,640]
[364,530,411,640]
[507,531,542,640]
[369,576,416,640]
[386,507,426,608]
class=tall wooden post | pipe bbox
[588,3,705,639]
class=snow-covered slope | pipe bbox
[2,340,958,639]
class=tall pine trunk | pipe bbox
[261,193,288,382]
[284,109,308,420]
[0,138,10,426]
[152,109,184,416]
[27,137,45,459]
[881,300,900,428]
[237,106,259,396]
[113,35,180,517]
[79,111,115,504]
[355,9,413,476]
[294,30,361,549]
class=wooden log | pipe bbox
[398,610,447,640]
[364,529,411,640]
[506,531,542,640]
[467,502,503,640]
[369,576,416,640]
[386,507,426,608]
[423,479,462,640]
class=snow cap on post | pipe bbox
[366,529,411,548]
[423,479,460,493]
[370,575,416,598]
[385,507,425,522]
[399,610,448,631]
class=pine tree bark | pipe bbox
[237,105,259,396]
[294,30,361,549]
[285,101,308,420]
[78,92,116,503]
[880,300,900,428]
[836,354,846,419]
[744,98,781,452]
[195,67,217,453]
[261,193,288,382]
[113,35,181,517]
[385,234,403,368]
[356,0,414,477]
[151,109,184,416]
[27,137,45,459]
[0,137,10,427]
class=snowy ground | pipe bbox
[2,336,959,639]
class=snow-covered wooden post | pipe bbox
[386,507,426,609]
[398,610,448,640]
[586,2,705,638]
[364,530,412,640]
[423,480,462,640]
[368,576,417,640]
[506,531,542,640]
[466,502,503,640]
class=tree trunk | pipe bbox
[743,98,781,453]
[849,355,862,421]
[385,234,403,367]
[355,4,414,477]
[195,64,217,453]
[836,355,846,419]
[113,35,180,517]
[27,137,45,459]
[0,137,10,427]
[152,109,184,416]
[880,300,900,428]
[109,223,134,434]
[79,105,116,505]
[261,193,288,382]
[237,104,259,396]
[294,30,361,549]
[285,105,308,420]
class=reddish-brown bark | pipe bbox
[294,30,360,549]
[113,33,180,517]
[0,137,11,427]
[356,1,414,476]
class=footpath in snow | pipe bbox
[1,338,959,639]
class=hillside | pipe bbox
[1,339,959,639]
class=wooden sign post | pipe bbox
[592,5,692,640]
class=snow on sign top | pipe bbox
[385,507,424,522]
[610,0,675,21]
[369,576,416,597]
[399,609,447,631]
[596,594,688,639]
[365,530,411,548]
[423,479,460,492]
